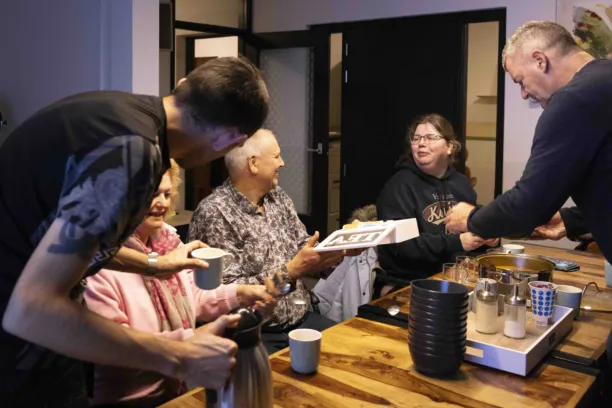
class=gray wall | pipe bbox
[0,0,102,128]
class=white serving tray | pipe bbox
[463,297,574,376]
[314,219,419,252]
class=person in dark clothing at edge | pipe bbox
[533,205,612,389]
[443,21,612,387]
[375,114,498,298]
[444,20,612,265]
[0,57,269,407]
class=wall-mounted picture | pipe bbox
[557,1,612,58]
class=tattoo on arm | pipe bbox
[51,135,160,265]
[48,221,98,260]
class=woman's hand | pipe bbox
[459,232,485,251]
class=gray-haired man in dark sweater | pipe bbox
[445,21,612,263]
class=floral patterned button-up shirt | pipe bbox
[188,180,310,330]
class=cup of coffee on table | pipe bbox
[605,261,612,287]
[289,329,322,374]
[502,244,525,254]
[191,247,233,289]
[555,285,582,319]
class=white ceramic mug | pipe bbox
[289,329,322,374]
[555,285,582,320]
[502,244,525,254]
[605,260,612,287]
[191,248,233,290]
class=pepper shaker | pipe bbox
[476,281,498,334]
[504,285,526,339]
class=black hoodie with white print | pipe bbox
[376,156,479,281]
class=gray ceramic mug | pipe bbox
[555,285,582,319]
[191,248,233,290]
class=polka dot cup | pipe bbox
[528,281,557,327]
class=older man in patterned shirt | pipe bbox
[188,129,345,353]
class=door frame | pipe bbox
[172,0,255,213]
[312,8,506,222]
[180,28,331,235]
[239,28,331,235]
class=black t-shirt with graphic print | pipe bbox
[0,91,169,389]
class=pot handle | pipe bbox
[582,281,601,296]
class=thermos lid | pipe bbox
[223,308,263,349]
[505,284,526,306]
[476,281,498,303]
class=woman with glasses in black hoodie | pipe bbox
[375,114,498,298]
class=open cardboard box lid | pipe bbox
[313,219,419,252]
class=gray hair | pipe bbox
[350,205,377,223]
[224,129,275,176]
[502,21,579,70]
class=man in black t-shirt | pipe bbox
[0,57,269,406]
[444,21,612,263]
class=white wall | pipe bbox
[132,0,159,96]
[195,37,239,58]
[466,22,499,124]
[0,0,102,127]
[254,0,578,249]
[100,0,159,95]
[0,0,160,131]
[465,22,498,206]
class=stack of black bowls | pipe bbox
[408,279,469,377]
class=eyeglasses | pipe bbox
[410,134,445,144]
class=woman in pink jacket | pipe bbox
[85,160,274,407]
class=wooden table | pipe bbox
[162,317,597,408]
[519,243,608,291]
[162,243,607,407]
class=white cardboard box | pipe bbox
[314,219,419,252]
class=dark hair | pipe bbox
[405,113,461,163]
[172,57,270,136]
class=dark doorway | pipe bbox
[337,9,506,223]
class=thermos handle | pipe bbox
[206,388,218,408]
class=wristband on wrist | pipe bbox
[146,252,158,276]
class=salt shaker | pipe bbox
[476,281,498,334]
[503,284,526,339]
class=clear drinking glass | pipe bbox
[443,263,459,282]
[456,256,477,284]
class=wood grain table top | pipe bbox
[161,243,606,407]
[161,317,596,408]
